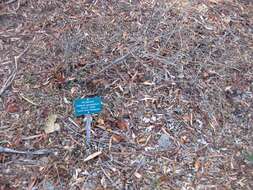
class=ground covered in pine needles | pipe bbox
[0,0,252,189]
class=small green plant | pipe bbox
[246,153,253,163]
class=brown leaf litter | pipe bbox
[0,0,252,189]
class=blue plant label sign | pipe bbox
[74,96,102,116]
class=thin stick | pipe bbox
[0,146,55,156]
[4,0,17,4]
[95,51,133,75]
[19,93,39,106]
[100,165,120,190]
[89,45,140,80]
[68,117,81,129]
[0,40,33,96]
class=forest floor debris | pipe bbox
[0,0,252,189]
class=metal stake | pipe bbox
[84,114,92,147]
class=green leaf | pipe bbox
[246,154,253,162]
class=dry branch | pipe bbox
[0,42,33,96]
[0,146,56,156]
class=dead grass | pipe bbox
[0,0,252,189]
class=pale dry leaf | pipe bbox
[143,81,155,86]
[112,134,125,143]
[134,172,142,179]
[180,135,188,144]
[196,4,209,13]
[194,159,201,171]
[101,175,107,188]
[84,151,102,162]
[71,87,78,95]
[137,137,146,144]
[123,31,128,39]
[44,114,60,134]
[208,0,223,3]
[97,118,105,125]
[175,0,191,10]
[182,114,191,123]
[63,97,70,104]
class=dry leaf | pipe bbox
[134,172,142,179]
[84,151,102,162]
[196,4,209,13]
[159,175,169,183]
[63,96,70,104]
[225,86,233,93]
[137,137,146,144]
[209,115,219,131]
[123,31,128,39]
[56,73,65,84]
[182,114,191,123]
[202,71,210,80]
[70,87,79,96]
[203,69,217,79]
[208,0,222,3]
[6,103,19,113]
[77,58,87,67]
[180,135,188,144]
[97,118,105,125]
[194,159,201,171]
[93,49,102,59]
[176,0,190,10]
[115,119,128,131]
[111,134,125,143]
[44,114,60,134]
[100,176,107,188]
[143,81,155,86]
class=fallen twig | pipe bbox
[68,117,81,129]
[0,146,56,156]
[100,165,120,190]
[19,93,39,106]
[4,0,18,4]
[0,40,33,96]
[88,45,140,80]
[83,151,102,162]
[21,134,43,140]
